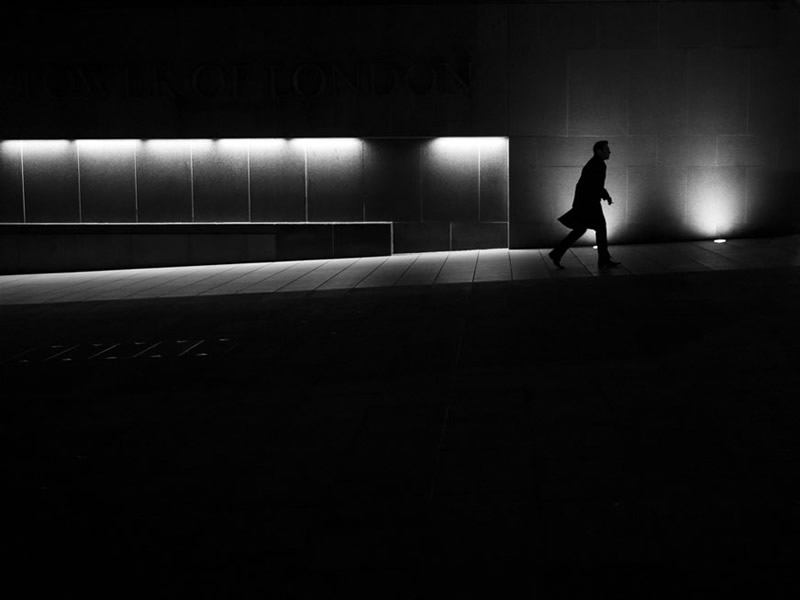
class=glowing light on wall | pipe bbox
[687,175,739,240]
[243,138,288,150]
[78,139,141,150]
[141,139,196,153]
[300,138,361,151]
[0,140,21,156]
[189,139,215,150]
[19,139,73,153]
[429,137,506,151]
[76,139,139,152]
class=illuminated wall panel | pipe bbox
[657,136,718,167]
[305,139,363,222]
[192,140,249,222]
[23,141,80,223]
[718,136,775,168]
[687,167,747,239]
[0,141,23,223]
[135,141,193,222]
[249,139,305,222]
[422,138,480,222]
[627,167,687,240]
[603,167,630,238]
[509,134,582,248]
[508,138,540,223]
[363,139,421,222]
[479,138,509,223]
[78,140,137,223]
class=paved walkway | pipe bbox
[4,236,800,598]
[1,237,799,306]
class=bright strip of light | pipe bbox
[300,138,361,150]
[19,139,73,152]
[429,136,507,150]
[77,139,139,151]
[141,139,196,152]
[242,138,288,150]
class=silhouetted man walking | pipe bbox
[548,140,620,269]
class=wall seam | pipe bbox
[19,142,26,223]
[76,141,83,223]
[190,141,195,222]
[506,139,510,248]
[304,143,309,222]
[133,143,139,223]
[478,143,482,223]
[247,142,252,222]
[419,143,423,224]
[361,139,366,222]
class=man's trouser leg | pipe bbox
[595,219,611,264]
[551,227,587,260]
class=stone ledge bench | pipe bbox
[0,223,392,275]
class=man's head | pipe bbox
[593,140,611,160]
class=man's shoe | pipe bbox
[548,251,565,269]
[598,259,621,268]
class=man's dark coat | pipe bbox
[557,154,610,230]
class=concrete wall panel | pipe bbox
[393,222,450,253]
[686,166,747,238]
[306,139,364,222]
[363,139,421,222]
[568,50,629,136]
[249,140,306,222]
[687,49,748,135]
[135,141,193,223]
[748,49,799,135]
[658,136,718,167]
[192,140,249,222]
[658,1,721,48]
[0,141,24,223]
[479,138,509,223]
[627,166,687,239]
[629,50,688,135]
[421,139,480,222]
[720,2,780,48]
[78,140,137,223]
[23,141,80,223]
[451,222,507,251]
[597,2,658,50]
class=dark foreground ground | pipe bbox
[4,262,800,599]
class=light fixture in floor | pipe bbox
[713,239,727,243]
